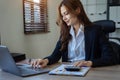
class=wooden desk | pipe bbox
[0,63,120,80]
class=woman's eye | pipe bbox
[61,11,69,17]
[65,12,68,15]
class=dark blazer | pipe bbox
[45,24,117,67]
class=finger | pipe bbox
[74,61,81,66]
[73,62,78,66]
[36,59,41,65]
[36,59,42,68]
[31,60,35,68]
[83,61,92,67]
[40,60,47,68]
[78,61,88,67]
[40,63,45,68]
[32,59,38,68]
[84,61,88,65]
[77,61,83,67]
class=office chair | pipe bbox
[94,20,120,64]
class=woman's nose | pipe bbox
[63,16,67,21]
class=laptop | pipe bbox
[0,45,50,77]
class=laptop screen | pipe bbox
[0,46,21,76]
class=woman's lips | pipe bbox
[66,20,69,24]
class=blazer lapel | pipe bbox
[62,49,68,62]
[84,26,92,60]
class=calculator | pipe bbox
[64,66,81,71]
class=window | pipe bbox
[23,0,49,34]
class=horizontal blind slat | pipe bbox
[23,0,48,34]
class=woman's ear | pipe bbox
[76,7,80,14]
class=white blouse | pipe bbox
[68,24,85,62]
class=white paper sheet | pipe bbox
[49,64,90,77]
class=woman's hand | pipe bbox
[73,60,92,67]
[30,59,49,68]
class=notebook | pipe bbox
[49,64,90,77]
[0,45,50,77]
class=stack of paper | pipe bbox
[49,64,90,76]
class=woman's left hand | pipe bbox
[73,60,93,67]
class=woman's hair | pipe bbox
[56,0,92,51]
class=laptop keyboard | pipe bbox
[17,65,49,75]
[18,66,41,71]
[17,65,50,76]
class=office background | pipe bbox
[0,0,120,58]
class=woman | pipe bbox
[31,0,116,68]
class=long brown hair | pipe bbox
[56,0,92,51]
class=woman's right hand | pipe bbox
[30,59,49,68]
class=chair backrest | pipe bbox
[94,20,120,64]
[94,20,116,36]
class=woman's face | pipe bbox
[60,5,79,26]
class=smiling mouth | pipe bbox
[66,20,69,24]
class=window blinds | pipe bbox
[23,0,48,34]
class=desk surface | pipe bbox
[0,62,120,80]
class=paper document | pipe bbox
[49,64,90,76]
